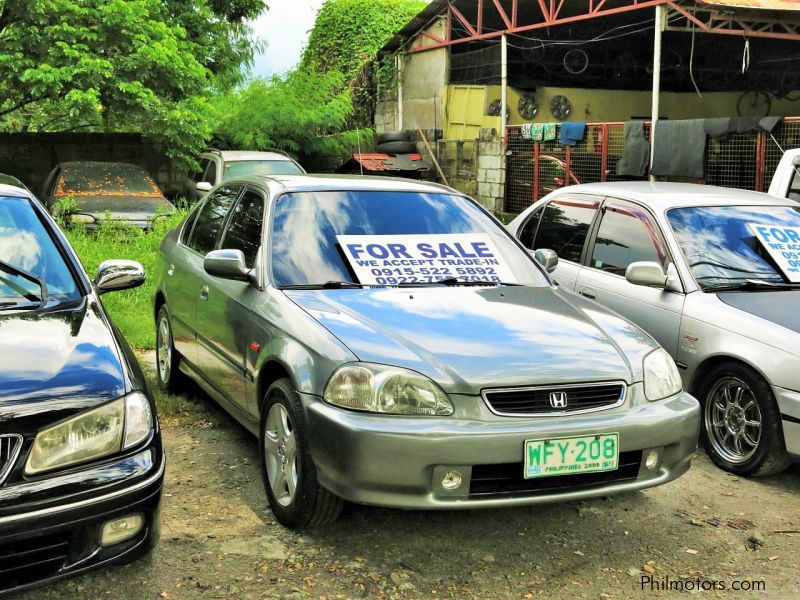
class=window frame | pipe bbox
[530,194,603,265]
[585,196,673,278]
[218,186,268,270]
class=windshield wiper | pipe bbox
[703,279,800,292]
[280,281,366,290]
[397,277,523,288]
[0,258,48,307]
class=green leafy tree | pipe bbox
[0,0,266,165]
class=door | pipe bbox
[196,187,265,412]
[517,195,601,290]
[576,199,685,355]
[169,185,243,365]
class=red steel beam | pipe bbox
[449,3,478,36]
[477,0,484,33]
[491,0,513,29]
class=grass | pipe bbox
[63,210,189,349]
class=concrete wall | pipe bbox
[0,133,184,198]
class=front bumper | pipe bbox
[305,385,700,509]
[0,447,165,596]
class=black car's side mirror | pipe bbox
[94,260,146,295]
[204,249,250,282]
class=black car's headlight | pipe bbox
[324,363,454,416]
[25,392,154,475]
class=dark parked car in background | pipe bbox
[0,182,164,594]
[42,161,175,229]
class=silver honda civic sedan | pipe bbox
[154,175,699,529]
[508,182,800,478]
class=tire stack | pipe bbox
[376,131,417,155]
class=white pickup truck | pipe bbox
[768,148,800,201]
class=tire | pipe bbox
[698,361,790,476]
[376,131,410,144]
[155,304,186,393]
[376,140,417,155]
[259,378,343,529]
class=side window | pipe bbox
[187,185,241,254]
[192,159,209,183]
[518,206,544,249]
[591,202,664,276]
[220,189,265,269]
[179,204,202,245]
[533,198,599,263]
[789,162,800,202]
[202,160,217,185]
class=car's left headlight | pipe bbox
[25,392,154,475]
[324,363,454,416]
[643,348,682,401]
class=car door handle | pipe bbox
[200,285,209,301]
[580,287,596,300]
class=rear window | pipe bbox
[223,160,304,179]
[55,163,161,197]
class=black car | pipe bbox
[0,182,164,594]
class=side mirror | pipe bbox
[196,181,213,194]
[204,249,250,281]
[532,248,559,273]
[625,261,668,288]
[94,260,145,295]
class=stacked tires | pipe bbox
[376,131,417,155]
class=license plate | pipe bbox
[524,433,619,479]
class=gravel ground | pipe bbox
[22,355,800,600]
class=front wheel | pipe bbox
[699,362,790,476]
[259,379,343,529]
[155,305,186,393]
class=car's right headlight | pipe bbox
[25,392,153,475]
[324,363,454,416]
[643,348,682,401]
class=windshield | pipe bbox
[667,205,800,290]
[271,191,549,288]
[55,163,162,197]
[0,196,80,308]
[224,160,304,179]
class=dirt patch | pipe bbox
[23,357,800,599]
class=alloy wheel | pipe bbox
[264,402,298,507]
[157,315,171,384]
[704,376,762,464]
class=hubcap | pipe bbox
[264,403,298,507]
[157,316,171,384]
[705,377,762,464]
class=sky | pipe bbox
[249,0,324,78]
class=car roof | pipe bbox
[548,182,795,209]
[0,183,31,198]
[206,150,296,162]
[228,174,457,195]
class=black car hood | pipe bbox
[717,290,800,335]
[0,299,126,433]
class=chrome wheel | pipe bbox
[705,377,762,464]
[156,315,171,384]
[264,403,298,507]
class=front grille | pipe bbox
[483,382,625,416]
[0,434,23,485]
[469,451,642,498]
[0,532,70,591]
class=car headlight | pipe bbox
[643,348,682,401]
[25,392,154,475]
[324,363,454,416]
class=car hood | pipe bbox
[286,286,658,394]
[68,194,174,221]
[0,299,126,434]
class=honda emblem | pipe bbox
[549,391,568,408]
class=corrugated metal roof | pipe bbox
[352,153,430,172]
[699,0,800,9]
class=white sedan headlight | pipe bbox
[643,348,682,401]
[324,363,454,416]
[26,392,153,475]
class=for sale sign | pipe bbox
[336,234,518,285]
[748,223,800,283]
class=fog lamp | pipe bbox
[441,471,463,491]
[645,450,660,470]
[100,513,144,546]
